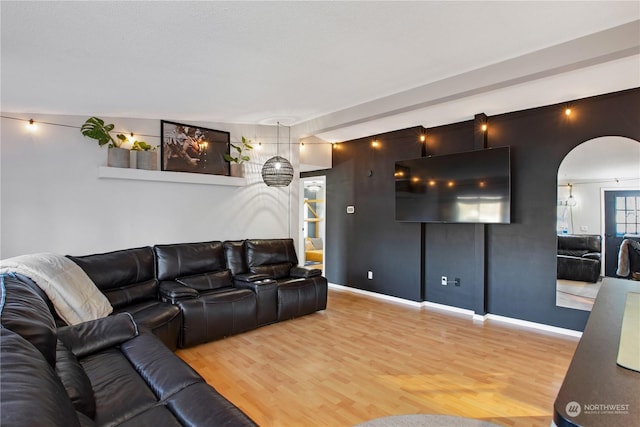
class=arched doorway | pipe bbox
[556,136,640,311]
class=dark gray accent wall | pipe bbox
[303,88,640,331]
[486,89,639,330]
[312,127,425,301]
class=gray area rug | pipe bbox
[354,414,502,427]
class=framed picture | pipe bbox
[160,120,230,175]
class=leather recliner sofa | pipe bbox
[241,238,328,321]
[154,241,259,348]
[67,246,182,350]
[154,238,328,348]
[557,234,602,283]
[66,238,327,349]
[0,272,256,427]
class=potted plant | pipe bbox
[80,116,130,168]
[224,136,253,177]
[131,141,158,170]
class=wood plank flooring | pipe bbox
[176,288,579,427]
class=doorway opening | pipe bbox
[555,136,640,311]
[603,190,640,277]
[300,176,326,273]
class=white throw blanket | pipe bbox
[0,253,113,325]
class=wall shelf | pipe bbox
[98,166,247,187]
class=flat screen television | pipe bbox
[395,147,511,223]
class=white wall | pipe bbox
[557,179,640,235]
[1,114,301,258]
[299,135,332,172]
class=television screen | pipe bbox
[395,147,511,223]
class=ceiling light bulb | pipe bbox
[565,108,572,116]
[275,162,281,170]
[26,118,36,131]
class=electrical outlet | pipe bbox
[441,276,447,286]
[367,271,373,280]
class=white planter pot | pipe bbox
[230,163,244,177]
[108,147,130,168]
[136,150,158,170]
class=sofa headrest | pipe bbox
[557,234,601,253]
[223,240,247,276]
[0,273,58,367]
[154,241,226,281]
[246,239,298,267]
[67,247,155,291]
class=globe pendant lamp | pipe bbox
[262,122,293,187]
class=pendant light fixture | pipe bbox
[262,121,294,187]
[567,183,577,207]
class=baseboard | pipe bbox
[328,283,422,308]
[328,283,583,338]
[485,314,583,338]
[421,300,476,317]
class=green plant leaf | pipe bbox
[224,153,239,163]
[131,140,153,151]
[80,116,116,147]
[114,134,126,148]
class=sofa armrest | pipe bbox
[583,252,601,261]
[233,273,270,283]
[57,313,138,358]
[290,266,322,278]
[159,280,199,303]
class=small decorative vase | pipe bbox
[136,151,158,170]
[230,163,244,177]
[108,147,130,168]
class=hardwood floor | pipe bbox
[176,288,579,427]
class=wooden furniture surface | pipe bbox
[554,277,640,427]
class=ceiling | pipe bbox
[1,1,639,142]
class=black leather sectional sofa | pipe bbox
[1,238,328,426]
[68,238,328,349]
[557,234,602,283]
[1,273,257,426]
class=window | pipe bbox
[615,196,640,236]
